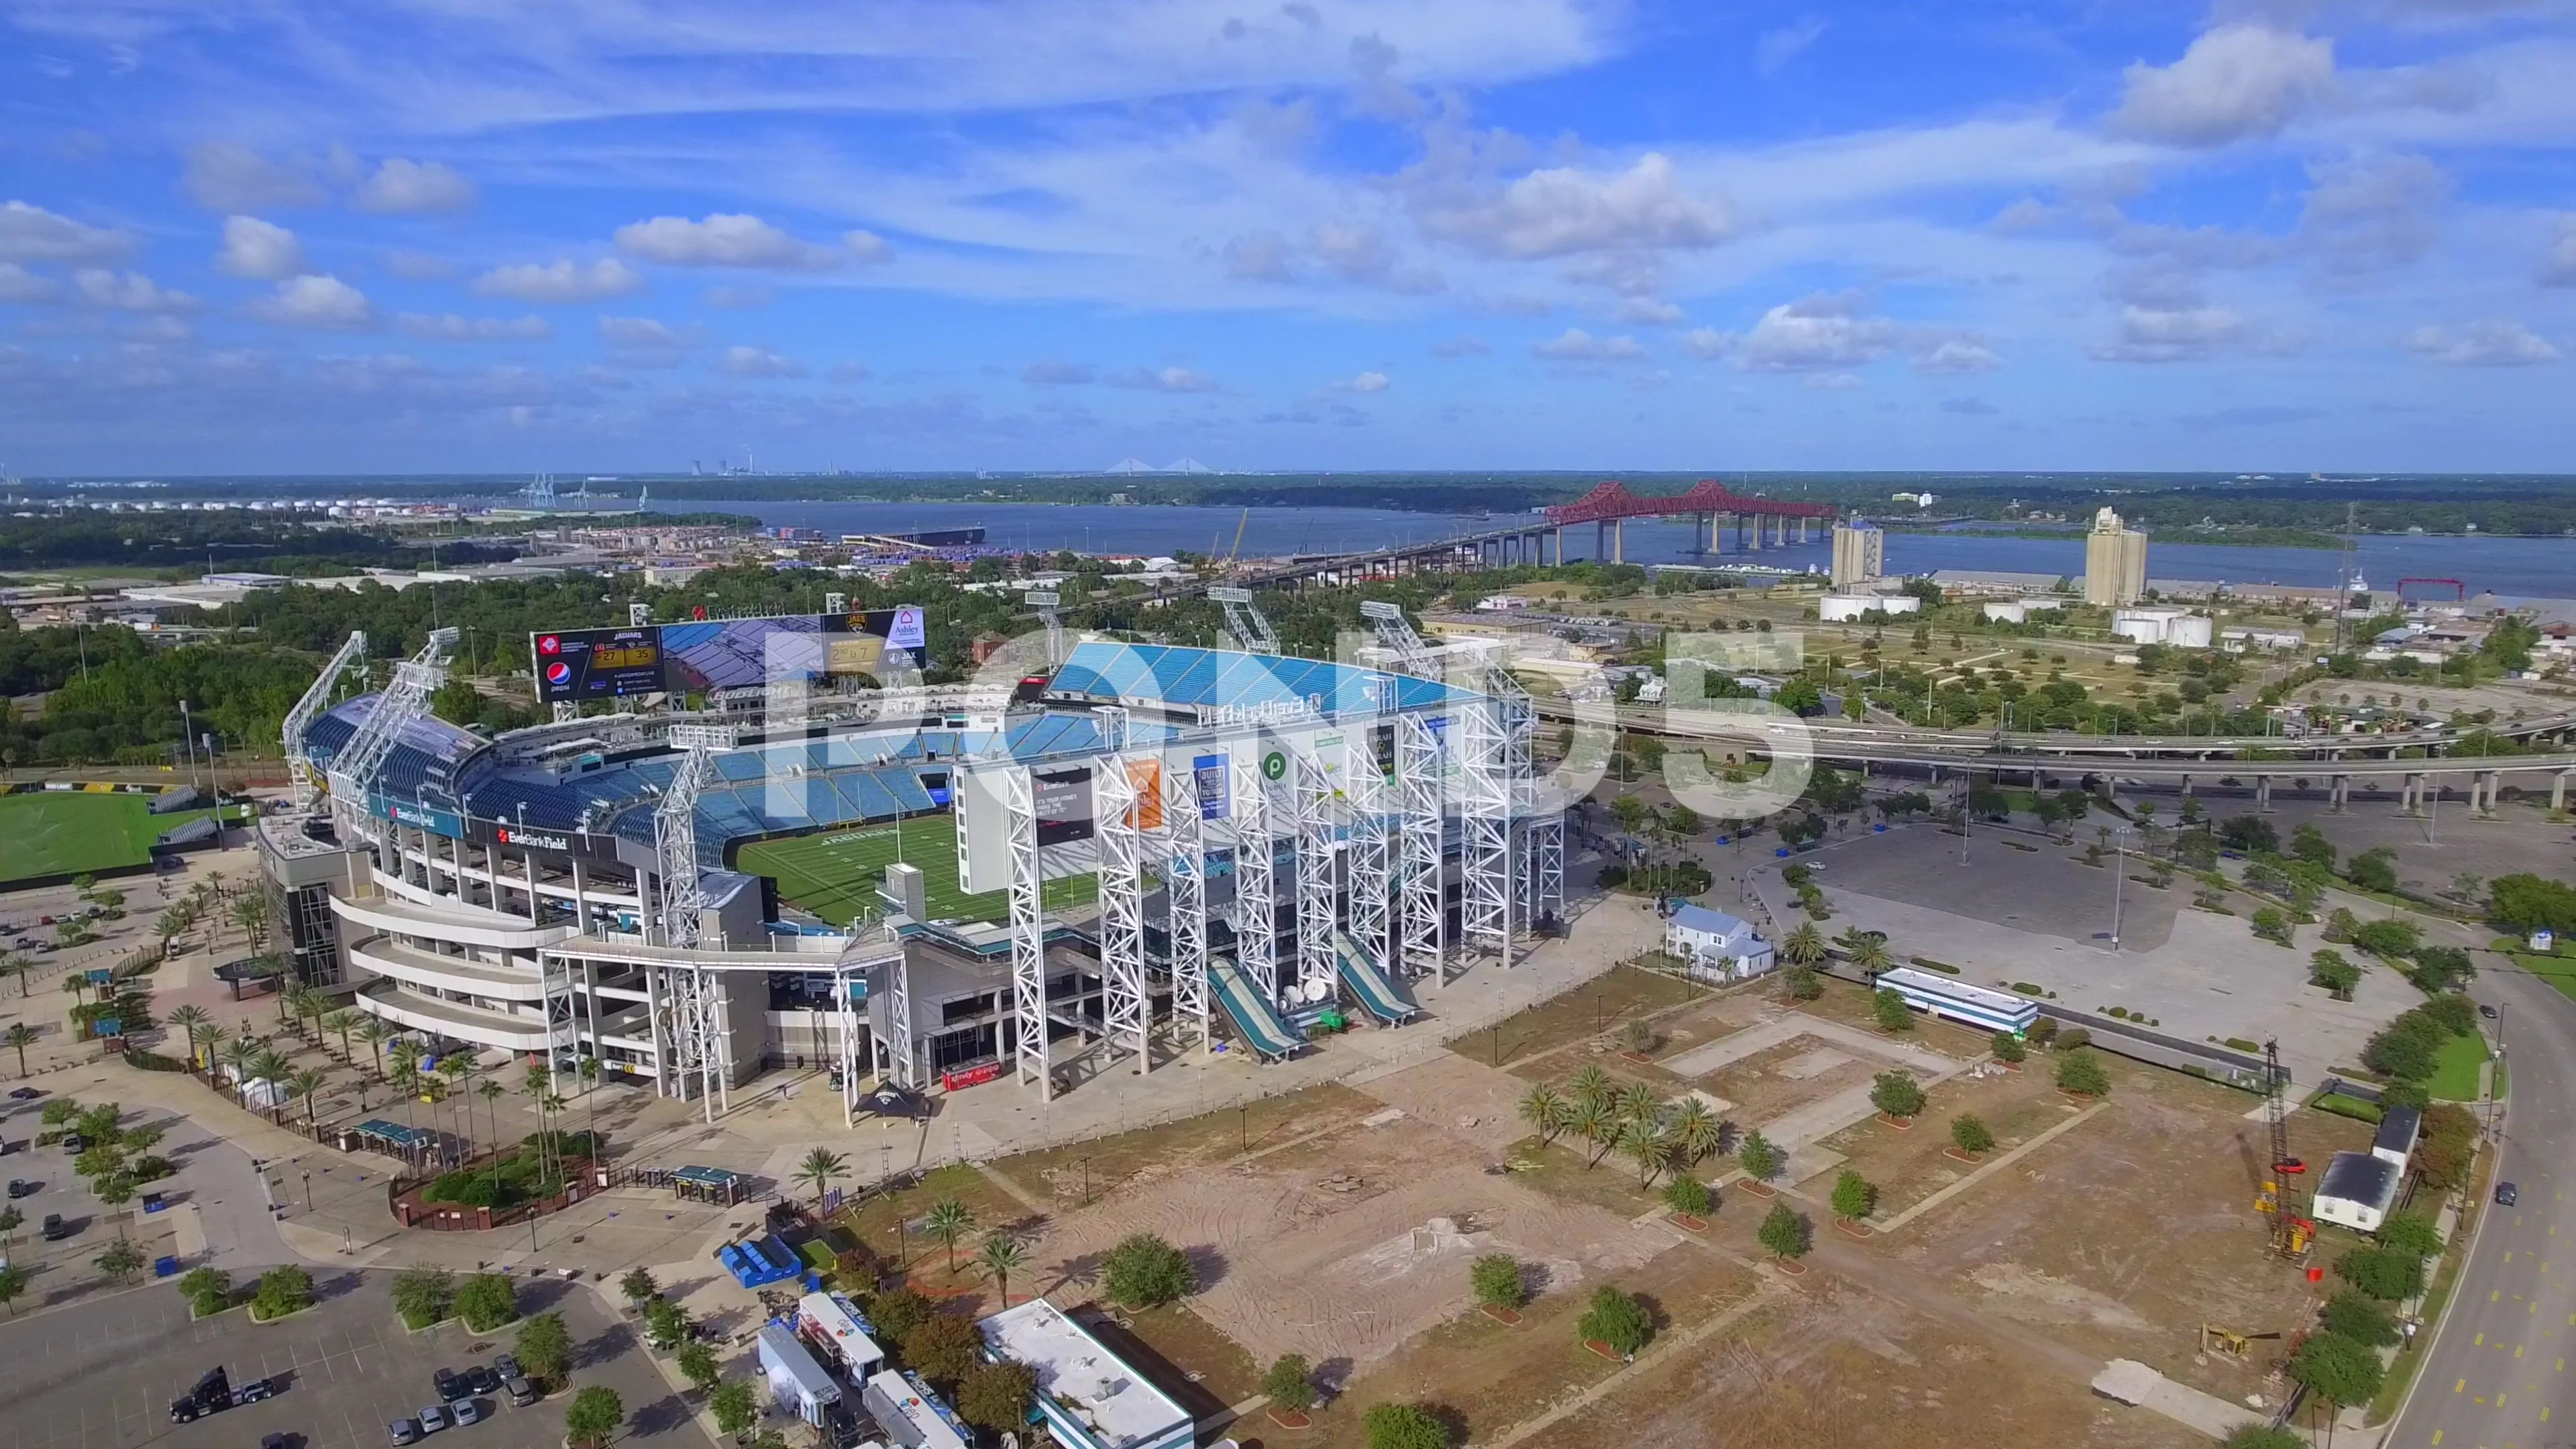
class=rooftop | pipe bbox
[977,1299,1192,1449]
[2318,1150,2402,1210]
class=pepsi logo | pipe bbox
[545,662,572,686]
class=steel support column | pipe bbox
[1396,712,1445,981]
[1234,753,1279,1005]
[1001,766,1051,1099]
[1165,763,1210,1055]
[1096,754,1150,1074]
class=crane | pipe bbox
[2257,1038,2312,1257]
[1224,507,1251,568]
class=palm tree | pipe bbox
[288,1066,332,1131]
[477,1079,504,1154]
[1780,923,1826,968]
[1567,1065,1613,1109]
[1567,1097,1616,1169]
[321,1010,360,1064]
[217,1036,259,1107]
[358,1016,392,1078]
[1666,1099,1723,1167]
[1613,1081,1664,1129]
[288,986,329,1043]
[62,973,89,1008]
[1850,935,1891,976]
[796,1148,849,1211]
[1617,1117,1670,1187]
[3,1022,35,1078]
[230,894,268,954]
[247,1049,290,1120]
[166,1004,212,1075]
[922,1197,975,1273]
[1517,1082,1568,1146]
[977,1234,1029,1308]
[439,1057,474,1149]
[579,1057,602,1142]
[0,953,29,998]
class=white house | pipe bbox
[1664,905,1774,982]
[2312,1150,2402,1234]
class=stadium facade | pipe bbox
[256,611,1566,1119]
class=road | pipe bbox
[2388,964,2576,1449]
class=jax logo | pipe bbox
[537,634,561,654]
[545,661,572,687]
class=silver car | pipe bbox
[417,1405,449,1435]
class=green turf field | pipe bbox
[0,791,245,883]
[735,812,1097,926]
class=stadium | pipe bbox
[256,600,1568,1120]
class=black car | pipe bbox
[5,1179,32,1198]
[433,1368,462,1402]
[464,1366,500,1397]
[6,1086,39,1101]
[2498,1181,2521,1207]
[41,1212,68,1240]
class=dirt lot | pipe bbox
[1461,963,1710,1071]
[1811,1058,2067,1220]
[1699,1035,1884,1123]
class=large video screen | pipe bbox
[531,608,927,703]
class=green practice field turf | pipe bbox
[0,791,244,883]
[735,812,1096,926]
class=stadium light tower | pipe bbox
[1208,586,1282,655]
[1024,589,1065,667]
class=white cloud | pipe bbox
[0,262,60,303]
[716,344,807,378]
[844,229,892,264]
[2402,319,2559,365]
[0,201,129,264]
[472,258,645,303]
[1682,327,1731,360]
[2108,25,2338,146]
[2539,215,2576,286]
[1107,365,1218,392]
[216,216,308,280]
[2090,303,2250,362]
[1613,297,1683,325]
[1915,339,2001,374]
[183,142,323,211]
[2300,152,2449,273]
[72,268,196,313]
[1738,292,1900,371]
[1330,370,1391,393]
[354,158,479,214]
[247,274,375,329]
[1756,18,1827,76]
[614,213,881,270]
[394,313,550,341]
[1424,152,1732,260]
[1532,327,1645,360]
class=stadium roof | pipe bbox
[1049,640,1471,715]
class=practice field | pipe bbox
[737,812,1095,925]
[0,791,241,883]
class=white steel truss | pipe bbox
[1344,708,1394,977]
[1232,753,1279,1005]
[1292,741,1339,1008]
[1163,763,1210,1054]
[284,631,367,812]
[1208,586,1282,655]
[1460,686,1515,968]
[1095,753,1151,1075]
[834,966,863,1128]
[326,627,457,830]
[1000,765,1052,1099]
[1360,600,1437,678]
[877,951,920,1092]
[1395,712,1445,981]
[655,724,737,1118]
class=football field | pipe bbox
[0,790,243,883]
[735,812,1096,925]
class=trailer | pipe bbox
[757,1324,841,1426]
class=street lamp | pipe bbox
[2108,824,2132,951]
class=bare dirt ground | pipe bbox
[1812,1057,2066,1219]
[1012,1055,1677,1371]
[1699,1036,1882,1122]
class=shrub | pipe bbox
[2379,1212,2442,1258]
[2053,1026,2090,1051]
[1871,987,1914,1032]
[2221,1426,2309,1449]
[1470,1254,1525,1311]
[1662,1175,1713,1218]
[1102,1232,1195,1309]
[2027,1017,2058,1047]
[178,1267,232,1318]
[1829,1170,1876,1222]
[1736,1130,1781,1184]
[1868,1071,1925,1120]
[1262,1354,1318,1414]
[455,1272,520,1332]
[2334,1246,2426,1302]
[1578,1286,1652,1355]
[903,1311,984,1388]
[515,1312,572,1387]
[956,1360,1040,1434]
[1364,1403,1452,1449]
[1989,1032,2026,1063]
[2055,1050,2110,1097]
[1782,967,1823,1002]
[867,1286,934,1344]
[1757,1201,1811,1261]
[2321,1291,2400,1347]
[563,1387,623,1449]
[252,1265,312,1320]
[1949,1114,1995,1155]
[2290,1330,2385,1408]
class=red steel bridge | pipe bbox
[1538,479,1839,564]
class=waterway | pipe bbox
[637,497,2576,598]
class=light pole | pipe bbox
[179,700,200,791]
[2108,824,2131,951]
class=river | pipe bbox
[635,497,2576,598]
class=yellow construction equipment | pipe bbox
[2200,1324,2282,1360]
[1225,507,1250,566]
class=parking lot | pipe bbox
[0,1267,708,1449]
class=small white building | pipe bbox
[2312,1150,2403,1234]
[977,1299,1195,1449]
[2220,627,2307,653]
[1475,594,1533,612]
[1819,592,1920,622]
[1874,967,2038,1036]
[1664,904,1775,981]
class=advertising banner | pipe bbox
[468,817,625,861]
[535,609,932,700]
[532,627,666,702]
[1192,753,1230,820]
[1032,765,1095,847]
[379,797,466,837]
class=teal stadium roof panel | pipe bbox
[1049,641,1469,716]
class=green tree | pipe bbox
[1578,1285,1653,1355]
[1868,1071,1925,1120]
[1950,1114,1995,1155]
[2288,823,2336,871]
[2289,1330,2385,1415]
[865,1287,932,1344]
[708,1379,757,1438]
[2308,949,2361,999]
[901,1311,983,1387]
[1364,1403,1452,1449]
[2249,906,2293,947]
[1871,985,1913,1032]
[642,1295,692,1352]
[2220,1426,2309,1449]
[922,1197,976,1273]
[455,1272,521,1331]
[1262,1354,1318,1414]
[2379,1212,2442,1258]
[392,1264,455,1327]
[977,1232,1028,1308]
[563,1386,624,1449]
[1470,1254,1525,1311]
[1990,1030,2027,1063]
[955,1360,1040,1434]
[1829,1169,1877,1223]
[795,1148,848,1210]
[514,1311,573,1387]
[674,1342,720,1395]
[2334,1246,2426,1302]
[1517,1081,1567,1146]
[2346,846,2400,894]
[1781,965,1824,1001]
[252,1265,313,1320]
[1737,1130,1782,1184]
[94,1238,147,1283]
[0,1264,27,1317]
[1102,1232,1195,1308]
[177,1266,233,1317]
[1663,1175,1713,1218]
[1757,1201,1811,1261]
[616,1266,659,1311]
[2055,1050,2110,1096]
[2320,1291,2400,1347]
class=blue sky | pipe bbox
[1,0,2572,476]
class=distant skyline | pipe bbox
[1,1,2572,476]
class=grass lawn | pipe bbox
[2508,951,2576,1004]
[735,812,1096,925]
[0,791,244,883]
[2426,1030,2489,1102]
